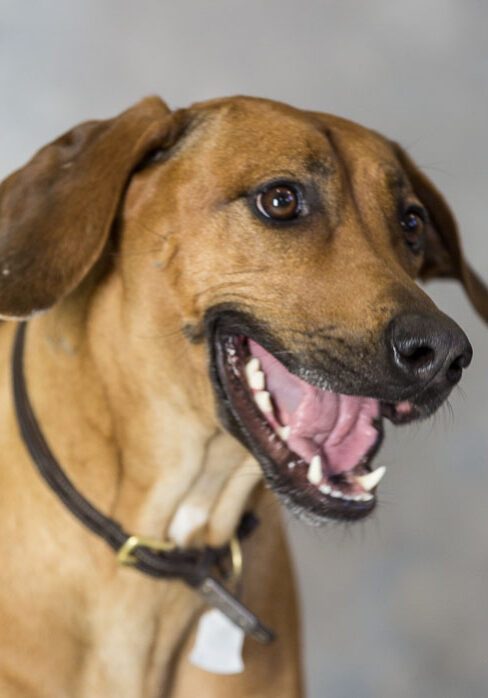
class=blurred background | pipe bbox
[1,1,487,695]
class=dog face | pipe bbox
[0,96,486,524]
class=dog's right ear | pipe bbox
[0,97,187,319]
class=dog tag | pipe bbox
[193,576,275,644]
[189,608,245,674]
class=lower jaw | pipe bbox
[213,332,388,523]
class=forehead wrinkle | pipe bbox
[323,127,364,224]
[304,149,336,178]
[320,125,412,200]
[380,163,409,195]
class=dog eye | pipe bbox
[400,205,427,253]
[256,184,302,221]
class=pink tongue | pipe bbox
[248,340,379,475]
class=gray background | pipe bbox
[1,1,488,696]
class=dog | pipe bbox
[0,95,486,697]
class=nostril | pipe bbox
[446,345,473,385]
[446,356,463,385]
[393,337,436,374]
[399,343,436,371]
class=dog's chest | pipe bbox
[78,577,203,698]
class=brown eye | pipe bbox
[256,185,301,221]
[400,206,426,253]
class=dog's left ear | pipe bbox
[393,143,488,323]
[0,96,187,319]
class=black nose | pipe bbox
[387,312,473,387]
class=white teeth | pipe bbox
[319,487,372,502]
[277,425,291,441]
[245,357,263,389]
[318,482,374,502]
[245,357,266,390]
[254,390,273,413]
[356,492,374,501]
[307,454,322,485]
[245,357,260,376]
[288,461,296,470]
[249,370,265,391]
[355,466,386,492]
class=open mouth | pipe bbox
[211,320,419,523]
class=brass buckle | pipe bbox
[117,535,177,566]
[117,533,243,584]
[228,535,243,584]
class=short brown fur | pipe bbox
[0,96,486,697]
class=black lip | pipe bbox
[205,307,455,413]
[205,307,452,524]
[206,309,386,523]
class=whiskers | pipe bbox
[441,398,455,427]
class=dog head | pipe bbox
[1,95,486,524]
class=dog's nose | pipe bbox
[387,312,473,387]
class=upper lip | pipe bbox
[207,310,440,415]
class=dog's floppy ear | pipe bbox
[0,96,185,319]
[393,143,488,323]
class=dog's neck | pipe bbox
[22,278,261,550]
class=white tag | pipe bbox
[189,609,245,674]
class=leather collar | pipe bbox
[12,321,274,643]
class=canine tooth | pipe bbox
[307,455,322,485]
[319,483,331,495]
[254,390,273,413]
[245,357,261,383]
[288,461,296,470]
[249,370,265,390]
[278,425,291,441]
[355,466,386,492]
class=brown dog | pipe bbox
[0,96,487,697]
